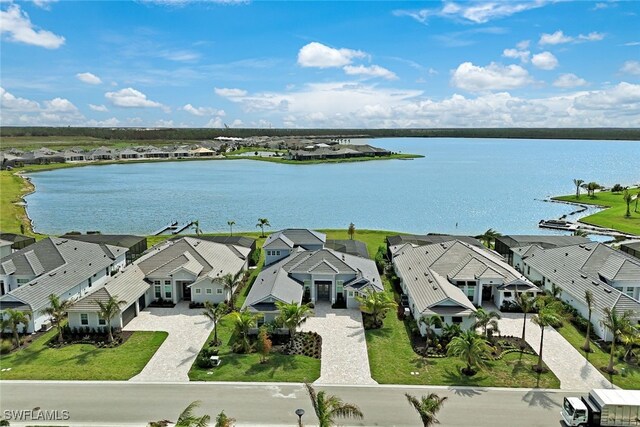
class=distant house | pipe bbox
[62,234,147,264]
[387,234,483,259]
[172,147,191,158]
[392,240,539,335]
[0,238,127,332]
[89,147,114,161]
[495,235,590,265]
[513,242,640,340]
[62,151,86,162]
[263,229,326,265]
[145,147,171,159]
[620,241,640,260]
[118,149,140,160]
[0,232,36,252]
[190,147,216,157]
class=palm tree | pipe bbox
[305,383,363,427]
[573,229,589,237]
[222,271,243,310]
[600,308,633,373]
[419,314,442,355]
[477,228,501,248]
[1,309,30,349]
[215,411,235,427]
[256,218,270,237]
[40,294,73,344]
[355,290,397,328]
[515,291,534,345]
[472,307,501,337]
[635,189,639,213]
[175,401,210,427]
[581,181,601,198]
[531,299,565,372]
[573,179,584,199]
[94,295,126,343]
[228,309,261,353]
[581,290,594,352]
[227,220,235,236]
[405,393,448,427]
[549,283,563,299]
[446,330,491,375]
[348,222,355,240]
[192,220,203,236]
[202,301,227,346]
[275,301,313,345]
[620,324,639,362]
[623,189,632,217]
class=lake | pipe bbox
[24,138,640,236]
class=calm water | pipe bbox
[25,138,640,236]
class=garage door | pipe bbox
[121,303,137,327]
[138,294,146,311]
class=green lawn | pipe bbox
[0,330,167,380]
[553,190,640,235]
[188,316,320,382]
[556,322,640,390]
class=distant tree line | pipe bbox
[2,126,640,141]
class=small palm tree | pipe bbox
[573,179,584,199]
[348,222,355,240]
[549,283,563,299]
[305,383,363,427]
[228,309,262,353]
[256,218,270,237]
[355,290,397,328]
[472,307,501,337]
[275,301,313,345]
[581,290,594,352]
[600,308,633,373]
[515,291,534,346]
[620,324,639,362]
[192,220,203,236]
[446,330,491,375]
[405,393,448,427]
[477,228,501,248]
[222,271,243,310]
[635,189,639,213]
[623,189,632,217]
[175,401,210,427]
[531,299,565,372]
[419,314,443,355]
[1,309,30,349]
[40,294,73,343]
[227,220,235,236]
[215,411,235,427]
[202,301,227,346]
[94,295,126,343]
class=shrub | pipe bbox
[195,354,213,369]
[250,248,261,267]
[0,339,13,354]
[374,245,387,273]
[611,184,625,192]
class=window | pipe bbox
[348,291,354,297]
[527,266,530,275]
[154,285,161,298]
[195,288,201,294]
[154,280,160,285]
[164,285,172,299]
[80,314,88,325]
[275,250,280,256]
[267,250,271,256]
[452,317,462,324]
[98,317,106,326]
[216,288,223,294]
[17,278,29,285]
[206,288,212,294]
[88,277,92,287]
[503,291,512,298]
[336,280,344,293]
[165,280,171,285]
[303,280,311,290]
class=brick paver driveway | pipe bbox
[124,301,213,382]
[301,303,377,385]
[497,311,613,390]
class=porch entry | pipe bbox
[178,281,192,301]
[482,285,492,302]
[315,281,332,301]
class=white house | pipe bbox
[0,237,127,333]
[263,229,326,266]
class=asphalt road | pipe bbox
[0,381,574,426]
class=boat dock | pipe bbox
[172,221,195,235]
[152,221,179,236]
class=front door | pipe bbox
[182,283,192,301]
[316,281,331,301]
[482,285,492,301]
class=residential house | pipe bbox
[190,147,216,157]
[514,242,640,340]
[118,148,140,160]
[620,241,640,260]
[263,229,326,266]
[62,150,86,162]
[172,147,191,158]
[0,240,12,260]
[89,147,114,161]
[62,234,147,264]
[495,234,590,265]
[392,240,540,336]
[0,232,36,253]
[0,238,127,332]
[386,234,483,259]
[144,147,171,159]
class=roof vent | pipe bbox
[433,285,438,290]
[592,281,600,286]
[89,263,92,266]
[604,288,611,293]
[565,253,568,256]
[580,273,588,279]
[415,277,418,281]
[49,272,56,277]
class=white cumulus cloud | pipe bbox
[89,104,108,112]
[105,88,163,108]
[503,48,530,63]
[297,42,367,68]
[0,86,40,111]
[553,73,588,88]
[182,104,225,116]
[450,62,533,92]
[0,4,65,49]
[215,87,248,97]
[539,30,605,45]
[531,51,558,70]
[394,1,549,24]
[76,72,102,85]
[343,64,398,80]
[621,60,640,76]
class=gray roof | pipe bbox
[496,235,590,251]
[243,253,305,310]
[387,234,483,254]
[69,265,149,311]
[0,237,128,312]
[188,235,256,250]
[263,229,326,250]
[62,234,146,251]
[621,241,640,252]
[520,242,640,317]
[325,239,369,259]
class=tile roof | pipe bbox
[69,265,149,311]
[263,229,326,249]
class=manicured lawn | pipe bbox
[188,315,320,382]
[553,190,640,235]
[0,170,34,234]
[556,322,640,390]
[0,330,167,380]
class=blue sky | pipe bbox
[1,0,639,128]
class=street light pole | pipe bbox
[295,408,305,427]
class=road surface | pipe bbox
[0,381,573,426]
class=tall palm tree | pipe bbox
[581,290,594,352]
[192,220,203,236]
[477,228,501,248]
[419,314,443,355]
[635,189,639,213]
[275,301,313,345]
[1,309,30,349]
[94,295,126,343]
[256,218,270,237]
[215,411,235,427]
[573,179,584,199]
[175,401,210,427]
[227,220,235,236]
[355,290,397,328]
[405,393,448,427]
[623,189,632,217]
[305,383,363,427]
[620,324,639,362]
[222,271,243,310]
[40,293,73,344]
[600,308,633,373]
[202,301,227,346]
[228,309,261,353]
[472,307,501,337]
[515,291,534,345]
[446,330,491,375]
[531,299,565,372]
[348,222,355,240]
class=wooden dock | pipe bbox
[172,221,195,235]
[152,221,179,236]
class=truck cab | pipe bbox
[562,397,589,427]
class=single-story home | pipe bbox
[62,234,147,264]
[263,229,326,266]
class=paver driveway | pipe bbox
[498,311,613,390]
[301,303,377,385]
[124,301,213,382]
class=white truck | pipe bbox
[561,389,640,427]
